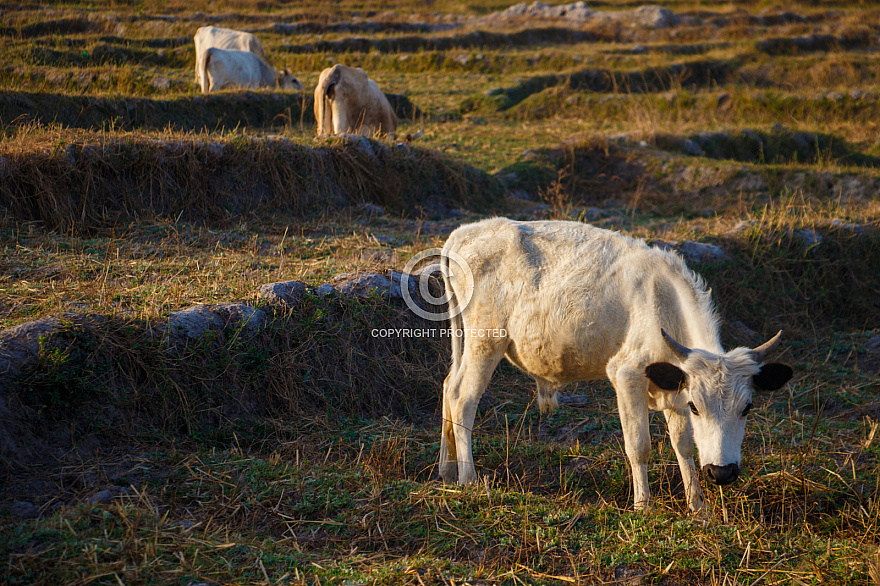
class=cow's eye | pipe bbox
[742,403,753,417]
[688,401,699,416]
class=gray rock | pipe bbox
[631,45,647,54]
[629,5,679,28]
[359,203,384,217]
[333,270,413,300]
[214,303,266,336]
[866,335,880,355]
[361,249,398,265]
[168,305,220,339]
[316,284,335,297]
[582,207,604,221]
[795,229,823,252]
[678,241,730,264]
[0,316,62,380]
[88,489,117,504]
[448,208,465,219]
[829,219,865,237]
[681,139,704,157]
[64,145,76,167]
[9,501,39,518]
[655,240,730,265]
[730,321,757,340]
[339,134,379,157]
[150,76,171,90]
[257,280,310,306]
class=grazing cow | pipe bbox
[194,26,268,89]
[438,218,793,511]
[314,65,398,137]
[199,48,302,94]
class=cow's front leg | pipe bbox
[664,406,703,512]
[609,366,652,510]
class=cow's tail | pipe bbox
[441,245,463,374]
[315,67,339,137]
[199,48,212,94]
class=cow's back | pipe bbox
[195,26,266,57]
[443,218,711,382]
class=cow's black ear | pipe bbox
[646,362,686,391]
[752,363,793,391]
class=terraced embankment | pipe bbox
[1,1,880,584]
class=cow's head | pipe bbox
[645,329,793,486]
[278,70,304,90]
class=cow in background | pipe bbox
[315,65,398,137]
[194,26,267,89]
[199,47,301,93]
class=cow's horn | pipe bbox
[661,329,692,360]
[751,330,783,362]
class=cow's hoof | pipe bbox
[438,461,458,483]
[633,499,653,512]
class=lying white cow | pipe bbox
[199,48,302,93]
[314,65,398,137]
[194,26,267,89]
[438,218,793,511]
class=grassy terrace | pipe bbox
[1,0,879,584]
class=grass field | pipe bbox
[1,0,880,584]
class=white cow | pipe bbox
[199,47,302,94]
[194,26,267,89]
[438,218,793,511]
[314,65,398,137]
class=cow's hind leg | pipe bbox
[664,407,704,512]
[441,340,506,485]
[438,369,459,483]
[608,364,652,510]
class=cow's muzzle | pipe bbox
[702,463,740,485]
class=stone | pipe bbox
[828,219,865,237]
[0,317,63,384]
[628,5,679,28]
[866,335,880,355]
[167,305,220,339]
[655,240,730,265]
[795,229,823,252]
[150,76,171,90]
[582,207,603,221]
[729,321,757,341]
[681,139,704,157]
[9,501,39,518]
[257,281,311,306]
[316,284,335,297]
[359,203,384,216]
[360,249,398,265]
[332,270,412,300]
[214,303,267,336]
[678,241,730,264]
[88,489,117,504]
